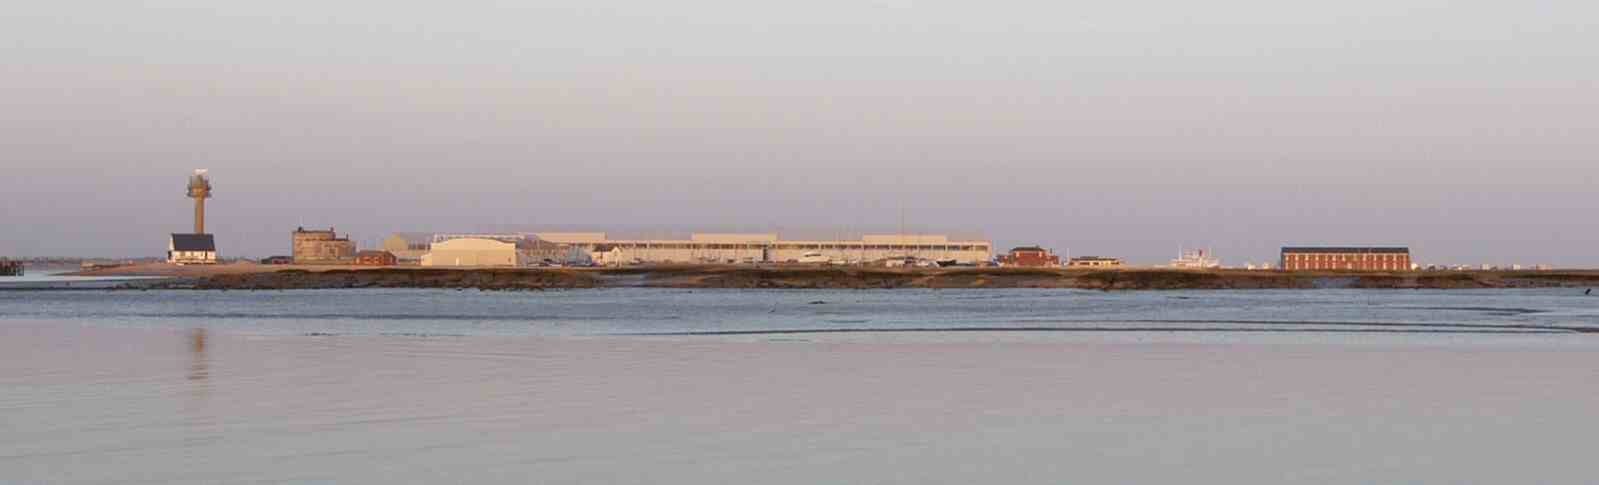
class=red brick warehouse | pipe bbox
[1281,247,1411,271]
[998,246,1061,267]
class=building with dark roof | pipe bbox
[1281,247,1411,271]
[169,234,217,265]
[998,246,1060,267]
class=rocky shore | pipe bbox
[86,265,1599,291]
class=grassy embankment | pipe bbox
[82,263,1599,291]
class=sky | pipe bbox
[2,1,1595,266]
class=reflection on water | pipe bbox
[183,327,217,453]
[188,328,208,382]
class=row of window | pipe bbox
[1286,254,1406,260]
[1287,263,1405,269]
[605,243,991,252]
[398,241,991,252]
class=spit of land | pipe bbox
[60,262,1599,291]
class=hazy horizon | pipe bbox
[3,1,1595,265]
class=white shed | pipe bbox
[421,238,523,267]
[169,234,217,265]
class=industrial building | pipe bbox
[292,227,356,263]
[521,238,587,264]
[998,246,1060,267]
[380,233,433,263]
[1281,247,1411,271]
[387,233,591,267]
[567,233,991,266]
[536,233,609,245]
[399,232,992,267]
[421,238,524,267]
[430,234,588,265]
[168,234,217,265]
[1068,256,1124,268]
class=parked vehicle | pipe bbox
[798,252,830,264]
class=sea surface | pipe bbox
[4,286,1599,483]
[0,269,161,289]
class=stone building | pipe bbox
[292,227,356,263]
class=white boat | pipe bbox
[1169,248,1222,269]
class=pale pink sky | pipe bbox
[2,1,1595,265]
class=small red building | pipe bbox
[998,246,1061,267]
[354,250,398,267]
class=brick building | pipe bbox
[1280,247,1411,271]
[998,246,1060,267]
[354,250,398,266]
[292,227,356,263]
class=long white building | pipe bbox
[400,231,993,267]
[566,233,992,265]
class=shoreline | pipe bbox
[52,263,1599,291]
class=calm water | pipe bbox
[4,288,1599,483]
[0,269,160,289]
[4,287,1598,338]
